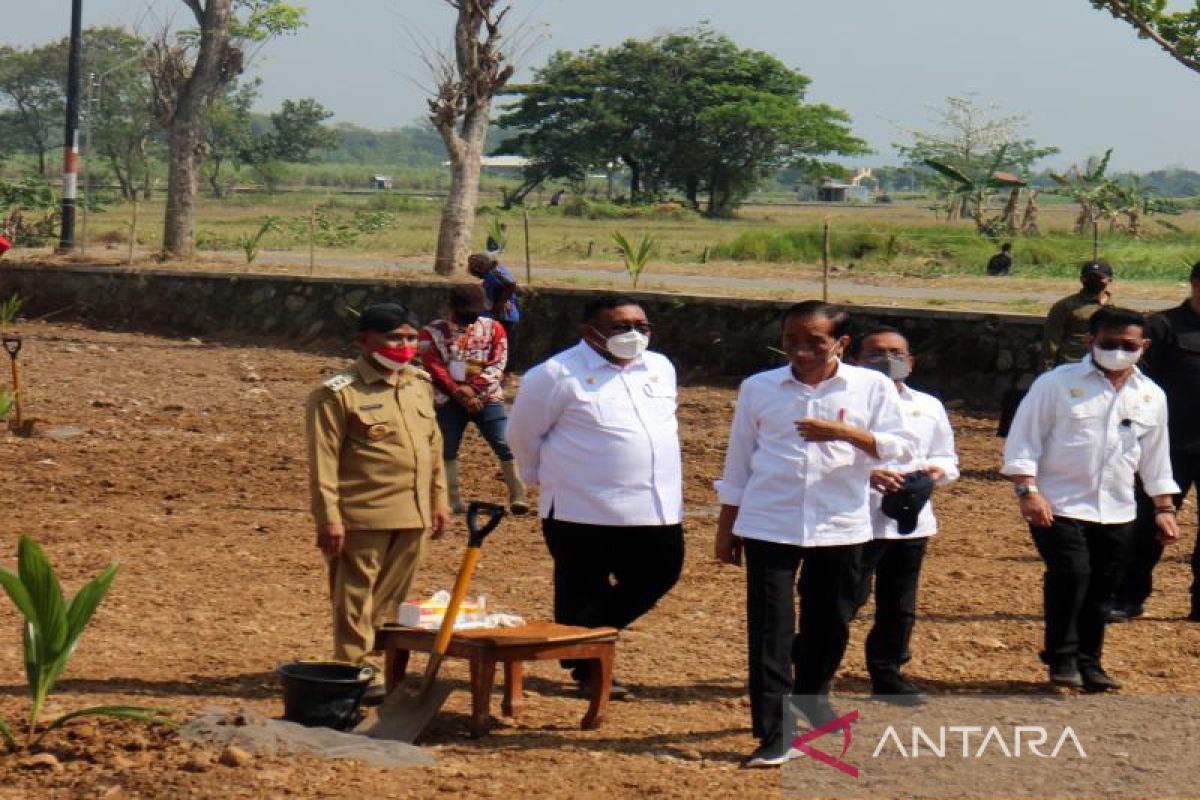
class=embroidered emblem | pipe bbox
[649,374,660,383]
[367,424,389,441]
[586,376,596,385]
[323,372,354,392]
[1069,388,1084,398]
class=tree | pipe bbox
[1090,1,1200,75]
[923,147,1028,236]
[81,28,159,202]
[896,93,1058,222]
[0,43,65,175]
[200,79,258,197]
[146,0,304,259]
[427,1,515,275]
[496,29,867,216]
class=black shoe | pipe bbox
[871,673,927,706]
[743,737,802,769]
[1079,666,1122,693]
[1106,603,1144,623]
[1048,663,1084,688]
[795,696,838,728]
[1188,605,1200,623]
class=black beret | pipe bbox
[357,303,420,333]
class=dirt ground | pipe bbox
[0,321,1197,799]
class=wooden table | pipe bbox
[375,621,619,737]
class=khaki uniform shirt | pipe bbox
[306,357,448,530]
[1041,289,1113,370]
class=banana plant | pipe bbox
[0,536,174,751]
[612,231,655,288]
[923,145,1027,236]
[1050,149,1114,234]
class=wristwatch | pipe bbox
[1155,507,1178,516]
[1014,484,1039,498]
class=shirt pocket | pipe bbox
[349,411,395,446]
[1064,398,1105,445]
[641,382,677,423]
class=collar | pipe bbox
[1075,289,1111,304]
[1081,353,1144,385]
[355,356,396,386]
[576,339,646,371]
[778,359,847,388]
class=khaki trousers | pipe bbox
[328,528,426,666]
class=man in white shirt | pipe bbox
[507,295,684,699]
[1003,306,1180,692]
[714,301,916,768]
[852,328,959,706]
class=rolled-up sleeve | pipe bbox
[506,364,558,485]
[927,404,960,485]
[715,381,758,506]
[1002,374,1050,477]
[870,381,917,465]
[1138,396,1181,498]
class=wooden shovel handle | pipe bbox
[431,545,482,659]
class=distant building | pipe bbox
[815,167,876,203]
[372,175,394,190]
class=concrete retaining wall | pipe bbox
[0,263,1043,406]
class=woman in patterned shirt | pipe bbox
[419,284,529,514]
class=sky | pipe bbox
[6,0,1200,172]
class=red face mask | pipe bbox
[372,345,418,370]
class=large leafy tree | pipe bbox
[146,0,304,259]
[0,42,66,175]
[496,29,868,217]
[1091,1,1200,74]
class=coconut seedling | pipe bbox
[0,536,174,752]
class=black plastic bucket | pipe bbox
[276,661,376,731]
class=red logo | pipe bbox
[792,710,859,778]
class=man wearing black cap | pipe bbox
[1041,260,1115,371]
[305,303,450,698]
[853,328,959,705]
[1113,261,1200,622]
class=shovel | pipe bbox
[3,336,22,430]
[356,500,506,742]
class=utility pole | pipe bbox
[58,0,84,253]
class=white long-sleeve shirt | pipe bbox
[716,362,917,547]
[870,385,959,540]
[507,341,683,526]
[1001,356,1179,524]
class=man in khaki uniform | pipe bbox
[1042,260,1115,370]
[306,303,450,693]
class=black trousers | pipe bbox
[856,537,929,676]
[1116,451,1200,612]
[744,537,863,743]
[541,518,684,671]
[1030,517,1133,669]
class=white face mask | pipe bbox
[603,329,650,360]
[1093,346,1141,372]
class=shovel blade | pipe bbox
[354,678,455,743]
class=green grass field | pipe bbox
[70,189,1200,283]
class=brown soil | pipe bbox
[0,321,1196,799]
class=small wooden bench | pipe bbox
[374,621,619,737]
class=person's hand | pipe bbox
[871,469,906,493]
[1156,511,1181,546]
[924,465,946,482]
[317,522,346,558]
[795,417,853,443]
[715,527,743,566]
[431,508,450,540]
[1019,493,1054,528]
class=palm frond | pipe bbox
[922,159,973,187]
[33,706,176,748]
